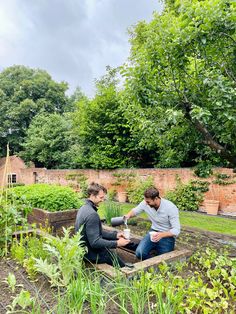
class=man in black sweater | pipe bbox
[75,182,130,267]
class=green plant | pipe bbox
[87,272,108,314]
[138,220,151,229]
[102,201,122,225]
[56,273,88,314]
[212,172,236,185]
[127,176,154,204]
[3,273,18,293]
[112,172,136,187]
[128,273,151,314]
[111,275,130,314]
[6,289,39,314]
[165,177,209,211]
[0,201,28,256]
[11,238,26,264]
[11,230,50,279]
[107,188,117,201]
[7,184,83,212]
[150,280,185,314]
[194,162,213,178]
[34,227,86,287]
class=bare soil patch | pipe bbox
[0,258,57,313]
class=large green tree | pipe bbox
[0,65,69,156]
[71,67,152,169]
[21,113,74,168]
[122,0,236,167]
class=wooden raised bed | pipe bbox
[95,225,192,279]
[27,208,78,234]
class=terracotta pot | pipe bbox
[205,200,219,215]
[117,191,128,203]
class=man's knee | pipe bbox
[135,247,148,260]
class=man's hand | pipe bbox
[123,210,135,220]
[151,231,173,242]
[117,231,125,239]
[117,238,130,247]
[151,232,164,242]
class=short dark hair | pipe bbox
[144,187,160,200]
[87,182,107,196]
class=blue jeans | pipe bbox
[136,230,175,260]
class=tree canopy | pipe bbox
[122,0,236,167]
[0,65,69,156]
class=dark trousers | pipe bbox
[86,249,125,267]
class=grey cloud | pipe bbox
[0,0,162,96]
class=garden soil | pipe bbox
[0,226,235,313]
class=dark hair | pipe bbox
[144,187,160,200]
[87,182,107,196]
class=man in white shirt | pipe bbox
[125,186,180,260]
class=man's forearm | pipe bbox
[161,231,174,238]
[125,209,136,219]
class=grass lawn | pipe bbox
[99,201,236,236]
[180,211,236,236]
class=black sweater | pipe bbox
[75,200,118,260]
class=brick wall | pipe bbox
[0,156,27,187]
[19,167,236,213]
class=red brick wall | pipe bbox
[0,156,27,187]
[19,167,236,213]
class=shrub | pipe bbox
[194,162,213,178]
[165,178,209,211]
[7,184,83,212]
[127,176,154,204]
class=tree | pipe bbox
[21,113,73,169]
[0,65,69,156]
[122,0,236,168]
[71,67,150,169]
[67,86,87,112]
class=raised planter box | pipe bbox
[27,208,78,234]
[94,225,192,279]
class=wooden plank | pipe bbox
[95,263,122,279]
[12,228,55,240]
[93,249,192,279]
[116,248,139,264]
[47,209,78,222]
[120,249,192,278]
[28,208,78,223]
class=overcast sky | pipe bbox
[0,0,162,97]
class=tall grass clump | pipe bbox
[87,271,108,314]
[56,273,88,314]
[110,273,130,314]
[103,201,123,225]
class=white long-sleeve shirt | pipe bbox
[133,198,181,236]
